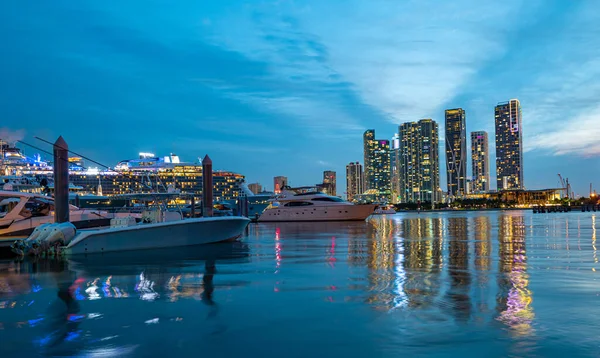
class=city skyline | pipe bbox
[2,1,599,195]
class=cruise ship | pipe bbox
[258,190,376,222]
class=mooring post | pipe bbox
[190,195,196,218]
[53,136,70,223]
[202,155,213,217]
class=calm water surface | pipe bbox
[1,211,600,357]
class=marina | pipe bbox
[1,211,599,356]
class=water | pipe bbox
[1,210,600,357]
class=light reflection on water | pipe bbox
[1,211,600,357]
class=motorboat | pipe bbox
[0,191,137,251]
[257,190,376,222]
[11,192,250,256]
[372,204,396,215]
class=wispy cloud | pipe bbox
[0,128,25,144]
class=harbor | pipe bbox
[3,0,600,355]
[2,211,599,357]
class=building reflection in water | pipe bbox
[446,217,471,322]
[592,215,597,269]
[473,216,492,319]
[400,217,443,310]
[365,217,400,310]
[496,214,534,336]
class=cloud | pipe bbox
[515,3,600,156]
[527,110,600,156]
[0,128,26,144]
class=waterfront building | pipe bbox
[495,99,524,190]
[445,108,467,198]
[346,162,364,201]
[69,153,245,201]
[248,183,262,195]
[398,119,440,203]
[322,170,337,196]
[471,131,490,192]
[274,176,288,194]
[363,130,391,201]
[390,133,401,204]
[363,129,375,189]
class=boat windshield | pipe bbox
[0,197,21,218]
[20,197,54,218]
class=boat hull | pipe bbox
[258,204,376,222]
[64,216,250,255]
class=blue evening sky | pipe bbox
[1,0,599,195]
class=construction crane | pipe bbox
[557,174,570,200]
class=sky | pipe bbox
[1,0,599,196]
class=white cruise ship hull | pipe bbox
[64,216,250,255]
[258,204,376,222]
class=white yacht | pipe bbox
[372,204,396,215]
[0,191,136,248]
[257,190,376,222]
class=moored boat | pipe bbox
[257,190,376,222]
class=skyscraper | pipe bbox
[419,119,440,203]
[248,182,262,194]
[445,108,467,198]
[346,162,363,201]
[390,133,401,204]
[399,119,440,203]
[323,170,337,196]
[273,176,288,193]
[363,130,391,200]
[471,131,490,192]
[363,129,375,190]
[495,99,523,190]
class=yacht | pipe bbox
[372,204,396,215]
[0,191,137,251]
[257,190,376,222]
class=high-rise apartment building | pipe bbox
[495,99,523,190]
[363,130,391,200]
[471,131,490,192]
[323,170,337,196]
[363,129,375,190]
[390,133,401,204]
[346,162,364,201]
[248,182,262,195]
[445,108,467,198]
[273,176,288,193]
[398,119,440,203]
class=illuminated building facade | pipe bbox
[273,176,288,194]
[471,131,490,192]
[363,130,391,201]
[322,170,337,196]
[445,108,467,198]
[390,133,401,204]
[495,99,524,190]
[345,162,364,201]
[363,129,375,189]
[399,119,440,203]
[69,153,245,201]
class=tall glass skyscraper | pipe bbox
[445,108,467,198]
[363,129,391,201]
[363,129,375,190]
[399,119,440,203]
[346,162,364,201]
[471,131,490,192]
[322,170,337,196]
[495,99,523,190]
[390,133,400,203]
